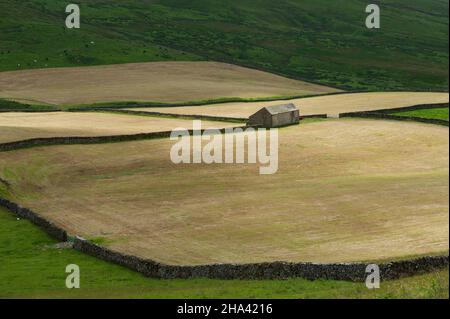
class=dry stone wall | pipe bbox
[0,196,447,281]
[0,197,67,242]
[73,237,449,281]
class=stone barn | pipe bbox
[247,103,300,128]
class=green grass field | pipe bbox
[0,0,448,91]
[391,107,449,121]
[0,207,447,299]
[0,114,448,299]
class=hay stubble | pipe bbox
[0,112,238,143]
[128,92,450,117]
[0,62,339,106]
[0,119,447,265]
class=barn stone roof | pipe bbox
[263,103,298,115]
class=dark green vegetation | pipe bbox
[0,98,55,111]
[391,107,449,121]
[0,207,448,299]
[0,0,448,91]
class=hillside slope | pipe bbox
[0,61,340,105]
[0,0,448,91]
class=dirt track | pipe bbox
[0,62,339,105]
[128,92,449,117]
[0,119,447,266]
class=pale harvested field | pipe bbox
[0,62,339,106]
[0,119,447,266]
[128,92,450,118]
[0,112,237,144]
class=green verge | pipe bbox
[391,107,449,121]
[0,98,57,112]
[0,207,447,299]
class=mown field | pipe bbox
[0,62,339,106]
[1,119,448,266]
[0,0,448,301]
[0,207,448,299]
[0,0,448,91]
[127,92,450,118]
[0,111,238,144]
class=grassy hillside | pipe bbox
[0,0,448,91]
[392,106,449,121]
[0,207,448,299]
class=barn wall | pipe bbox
[247,111,266,127]
[264,114,273,128]
[271,110,300,128]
